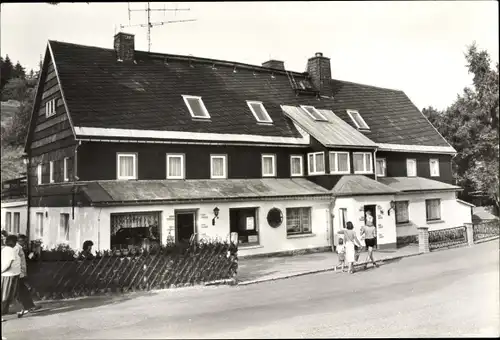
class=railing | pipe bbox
[473,220,500,242]
[429,226,468,251]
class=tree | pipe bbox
[13,61,26,79]
[1,54,14,90]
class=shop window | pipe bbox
[230,207,259,246]
[395,201,410,224]
[286,207,311,235]
[110,212,161,250]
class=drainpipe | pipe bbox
[25,153,31,243]
[329,196,337,252]
[97,207,102,251]
[72,141,82,220]
[451,153,457,186]
[374,148,378,181]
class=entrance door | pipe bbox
[364,205,377,249]
[175,211,196,244]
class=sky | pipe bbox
[1,1,498,111]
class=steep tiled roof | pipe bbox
[331,175,399,196]
[48,40,451,147]
[379,177,462,192]
[82,178,330,205]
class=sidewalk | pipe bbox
[237,244,421,285]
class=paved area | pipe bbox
[237,244,420,283]
[2,240,498,339]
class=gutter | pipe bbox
[329,195,337,252]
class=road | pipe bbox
[2,240,499,339]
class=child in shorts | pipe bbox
[335,238,346,272]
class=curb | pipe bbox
[237,251,423,286]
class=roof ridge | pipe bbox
[331,78,403,93]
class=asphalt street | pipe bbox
[2,240,499,339]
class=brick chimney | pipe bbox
[114,32,135,62]
[262,59,285,70]
[306,52,331,91]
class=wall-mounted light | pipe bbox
[388,201,396,216]
[212,206,220,226]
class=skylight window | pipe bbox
[247,101,273,123]
[182,95,211,119]
[347,109,370,130]
[300,105,327,121]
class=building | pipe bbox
[1,177,28,236]
[22,32,472,256]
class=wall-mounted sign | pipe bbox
[167,215,175,221]
[200,214,208,219]
[201,224,208,229]
[248,235,259,243]
[267,208,283,228]
[378,234,384,239]
[359,206,364,212]
[378,224,383,229]
[376,205,382,210]
[377,215,383,220]
[359,216,365,222]
[246,217,255,230]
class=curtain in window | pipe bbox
[339,208,347,229]
[308,154,314,173]
[60,214,69,241]
[13,213,20,234]
[395,201,409,223]
[376,159,386,176]
[329,154,337,172]
[364,154,372,172]
[291,157,302,175]
[5,212,12,233]
[315,153,325,172]
[286,208,311,234]
[407,160,416,176]
[263,157,274,175]
[426,199,441,220]
[338,153,349,172]
[36,213,43,238]
[212,157,225,177]
[120,156,134,177]
[353,154,364,172]
[430,160,439,176]
[110,212,161,237]
[168,156,182,178]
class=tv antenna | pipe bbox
[120,2,197,52]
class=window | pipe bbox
[182,95,211,119]
[49,161,54,183]
[300,105,327,121]
[64,157,69,182]
[429,158,440,177]
[329,152,350,174]
[37,163,42,185]
[36,212,44,238]
[286,207,312,235]
[307,152,325,175]
[395,201,409,224]
[210,155,227,179]
[376,158,387,177]
[426,199,441,221]
[247,101,273,123]
[166,154,185,179]
[407,159,417,177]
[117,153,137,180]
[339,208,347,229]
[111,212,161,250]
[230,208,259,246]
[262,154,276,177]
[45,98,56,118]
[347,109,369,130]
[290,155,303,177]
[5,212,12,233]
[353,152,373,173]
[60,213,70,242]
[13,213,20,234]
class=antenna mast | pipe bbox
[120,2,196,52]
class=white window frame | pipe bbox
[5,212,12,233]
[36,212,44,239]
[353,152,373,174]
[395,200,410,225]
[45,98,56,118]
[300,105,327,121]
[166,154,185,179]
[49,161,54,183]
[346,109,370,130]
[63,157,69,182]
[339,208,348,230]
[116,153,138,180]
[286,207,312,235]
[261,154,277,177]
[59,213,70,242]
[429,158,440,177]
[182,95,211,119]
[426,199,441,221]
[210,154,227,179]
[13,212,20,234]
[37,163,42,185]
[290,155,304,177]
[246,101,273,123]
[406,158,417,177]
[329,151,350,174]
[376,158,387,177]
[307,152,326,175]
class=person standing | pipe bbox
[361,211,378,268]
[14,235,40,318]
[1,235,21,322]
[337,222,363,274]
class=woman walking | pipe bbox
[15,235,40,318]
[361,211,378,268]
[1,235,21,322]
[337,222,363,274]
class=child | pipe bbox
[335,238,346,272]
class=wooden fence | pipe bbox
[25,241,238,301]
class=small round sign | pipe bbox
[267,208,283,228]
